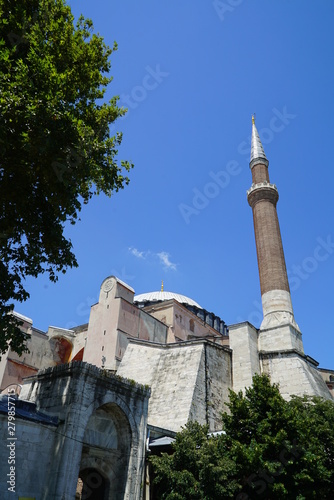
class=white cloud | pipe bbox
[157,251,177,271]
[129,247,145,259]
[129,247,177,271]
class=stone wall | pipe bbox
[260,351,333,400]
[142,300,228,345]
[258,323,304,354]
[229,322,260,393]
[190,341,232,430]
[0,320,89,393]
[0,411,57,499]
[0,327,56,391]
[117,339,232,432]
[228,322,332,400]
[18,361,150,499]
[318,368,334,398]
[83,276,168,370]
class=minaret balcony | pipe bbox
[247,181,279,207]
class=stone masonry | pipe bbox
[117,339,232,432]
[5,361,150,500]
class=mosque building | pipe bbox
[0,118,333,499]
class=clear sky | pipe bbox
[15,0,334,369]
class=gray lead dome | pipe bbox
[134,291,202,309]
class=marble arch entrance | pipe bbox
[76,402,132,499]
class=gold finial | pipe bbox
[161,280,164,292]
[252,114,256,125]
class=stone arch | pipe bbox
[82,392,139,444]
[50,336,73,364]
[78,401,132,499]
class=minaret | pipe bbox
[247,116,300,339]
[229,116,331,399]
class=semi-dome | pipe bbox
[134,291,202,309]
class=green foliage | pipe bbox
[150,421,239,499]
[150,375,334,499]
[223,375,334,499]
[0,0,132,355]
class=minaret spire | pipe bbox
[250,114,268,168]
[247,116,300,339]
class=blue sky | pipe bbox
[16,1,334,369]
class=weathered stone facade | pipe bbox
[260,351,331,400]
[118,339,232,432]
[229,322,260,393]
[0,362,149,499]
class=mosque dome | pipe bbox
[134,290,202,309]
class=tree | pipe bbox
[150,375,334,499]
[150,421,239,499]
[223,375,334,499]
[0,0,132,355]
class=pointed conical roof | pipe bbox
[250,115,268,168]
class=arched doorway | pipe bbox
[76,468,109,500]
[78,403,132,499]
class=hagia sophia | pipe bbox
[0,118,332,499]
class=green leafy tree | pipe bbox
[0,0,132,355]
[150,421,239,499]
[150,375,334,499]
[223,375,334,499]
